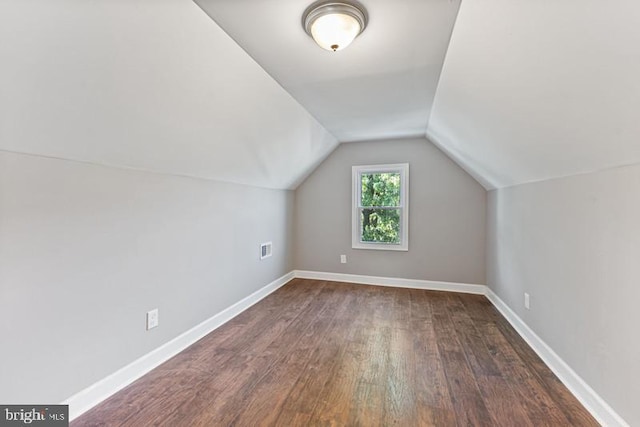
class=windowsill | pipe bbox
[352,242,408,251]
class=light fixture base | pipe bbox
[302,1,368,51]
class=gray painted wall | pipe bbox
[487,165,640,426]
[294,137,487,284]
[0,151,294,403]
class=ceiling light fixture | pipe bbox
[302,1,368,52]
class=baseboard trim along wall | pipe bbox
[64,270,628,426]
[64,271,295,421]
[485,289,629,427]
[293,270,487,295]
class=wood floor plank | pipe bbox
[447,294,501,378]
[194,282,342,426]
[447,294,534,427]
[483,322,574,426]
[160,278,325,374]
[430,292,494,427]
[493,316,600,426]
[229,283,354,427]
[72,279,598,427]
[408,289,457,426]
[380,289,417,426]
[306,283,377,426]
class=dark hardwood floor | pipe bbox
[72,279,599,426]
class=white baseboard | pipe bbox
[293,270,486,295]
[64,271,295,421]
[64,269,628,427]
[485,289,629,427]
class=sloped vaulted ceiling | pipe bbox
[2,0,638,191]
[194,0,640,191]
[427,0,640,189]
[0,0,337,190]
[194,0,462,143]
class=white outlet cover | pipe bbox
[524,293,530,310]
[340,255,347,264]
[147,309,159,330]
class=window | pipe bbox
[352,163,409,251]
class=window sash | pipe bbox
[358,207,403,245]
[357,205,401,209]
[359,171,402,208]
[352,163,409,251]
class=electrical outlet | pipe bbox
[524,293,530,310]
[147,309,159,330]
[340,254,347,264]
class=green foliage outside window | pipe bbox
[360,172,401,244]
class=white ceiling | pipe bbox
[194,0,461,142]
[0,0,336,190]
[428,0,640,189]
[2,0,639,191]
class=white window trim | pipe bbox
[352,163,409,251]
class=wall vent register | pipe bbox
[260,242,273,260]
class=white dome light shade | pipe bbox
[303,2,368,52]
[310,13,360,51]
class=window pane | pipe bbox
[360,208,401,244]
[360,173,401,207]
